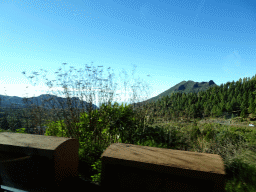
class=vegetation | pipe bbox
[0,62,255,191]
[130,79,218,106]
[130,76,256,122]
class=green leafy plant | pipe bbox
[214,128,247,147]
[15,128,28,134]
[201,124,217,142]
[190,125,201,142]
[90,157,102,184]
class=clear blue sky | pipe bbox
[1,0,256,111]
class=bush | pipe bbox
[200,124,218,142]
[190,125,201,142]
[214,128,247,147]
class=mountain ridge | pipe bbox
[0,94,99,112]
[129,80,218,109]
[0,80,218,112]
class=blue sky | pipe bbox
[1,0,256,111]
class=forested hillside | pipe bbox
[131,76,256,121]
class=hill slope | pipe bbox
[0,94,99,112]
[129,80,218,109]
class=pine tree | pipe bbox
[248,97,255,114]
[228,90,234,102]
[211,105,218,117]
[240,100,247,113]
[240,108,246,118]
[226,102,232,113]
[216,106,223,117]
[231,97,239,111]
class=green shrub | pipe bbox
[214,128,247,147]
[190,125,201,142]
[91,157,102,184]
[224,157,256,189]
[201,124,218,142]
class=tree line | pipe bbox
[140,76,256,122]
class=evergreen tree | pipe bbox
[219,101,226,113]
[239,78,243,85]
[228,90,234,102]
[243,77,247,84]
[234,86,240,97]
[240,101,248,114]
[248,100,255,114]
[224,82,230,92]
[231,98,239,111]
[242,91,249,108]
[240,108,246,118]
[237,93,243,105]
[219,83,224,91]
[222,92,228,103]
[230,80,235,90]
[211,105,218,117]
[226,102,233,113]
[204,104,211,117]
[216,106,223,117]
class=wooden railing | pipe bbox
[101,143,226,192]
[0,132,79,192]
[0,132,226,192]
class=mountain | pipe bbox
[129,80,218,109]
[0,94,99,112]
[0,80,218,112]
